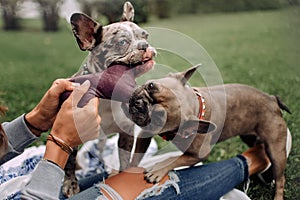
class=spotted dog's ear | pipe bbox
[70,13,103,51]
[121,1,135,22]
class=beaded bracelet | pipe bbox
[24,114,49,133]
[47,134,73,154]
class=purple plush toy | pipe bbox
[60,65,136,107]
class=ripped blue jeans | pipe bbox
[68,155,248,200]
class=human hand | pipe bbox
[44,80,100,168]
[50,80,101,147]
[25,79,77,136]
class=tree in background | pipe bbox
[77,0,96,18]
[35,0,63,31]
[152,0,171,18]
[0,0,297,32]
[175,0,293,13]
[77,0,149,24]
[0,0,23,30]
[95,0,124,23]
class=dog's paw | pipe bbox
[62,176,80,198]
[144,167,169,183]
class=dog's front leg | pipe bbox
[62,148,80,198]
[118,132,135,172]
[144,154,201,183]
[131,131,153,167]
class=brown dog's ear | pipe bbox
[183,64,202,84]
[120,1,134,22]
[169,64,201,86]
[179,118,216,136]
[70,13,103,51]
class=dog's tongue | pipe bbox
[60,65,136,107]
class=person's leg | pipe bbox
[78,171,108,191]
[143,156,248,200]
[68,144,269,200]
[66,156,248,200]
[242,143,270,176]
[68,185,105,200]
[144,144,269,200]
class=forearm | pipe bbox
[20,159,65,200]
[20,133,70,199]
[44,135,70,169]
[0,114,38,164]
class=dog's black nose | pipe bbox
[137,41,148,51]
[129,95,141,108]
[134,98,144,108]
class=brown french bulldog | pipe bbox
[63,2,156,197]
[128,65,291,200]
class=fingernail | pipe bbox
[72,82,80,87]
[81,80,90,87]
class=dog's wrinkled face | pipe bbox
[129,66,201,133]
[70,2,155,76]
[129,77,180,132]
[90,21,155,75]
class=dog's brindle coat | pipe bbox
[128,66,290,200]
[63,2,155,197]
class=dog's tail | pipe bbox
[275,95,291,114]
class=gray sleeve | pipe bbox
[0,114,38,164]
[20,160,64,200]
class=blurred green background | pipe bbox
[0,0,299,199]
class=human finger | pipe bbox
[68,80,90,107]
[49,79,78,98]
[84,97,99,113]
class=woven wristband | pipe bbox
[47,134,73,154]
[24,114,49,133]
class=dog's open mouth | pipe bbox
[131,59,155,77]
[108,47,156,77]
[109,59,154,78]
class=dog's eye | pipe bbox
[118,39,127,46]
[142,31,149,39]
[147,82,155,90]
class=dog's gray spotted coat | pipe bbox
[63,2,155,197]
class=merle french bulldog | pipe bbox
[63,2,156,197]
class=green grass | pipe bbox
[0,6,299,200]
[0,20,88,120]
